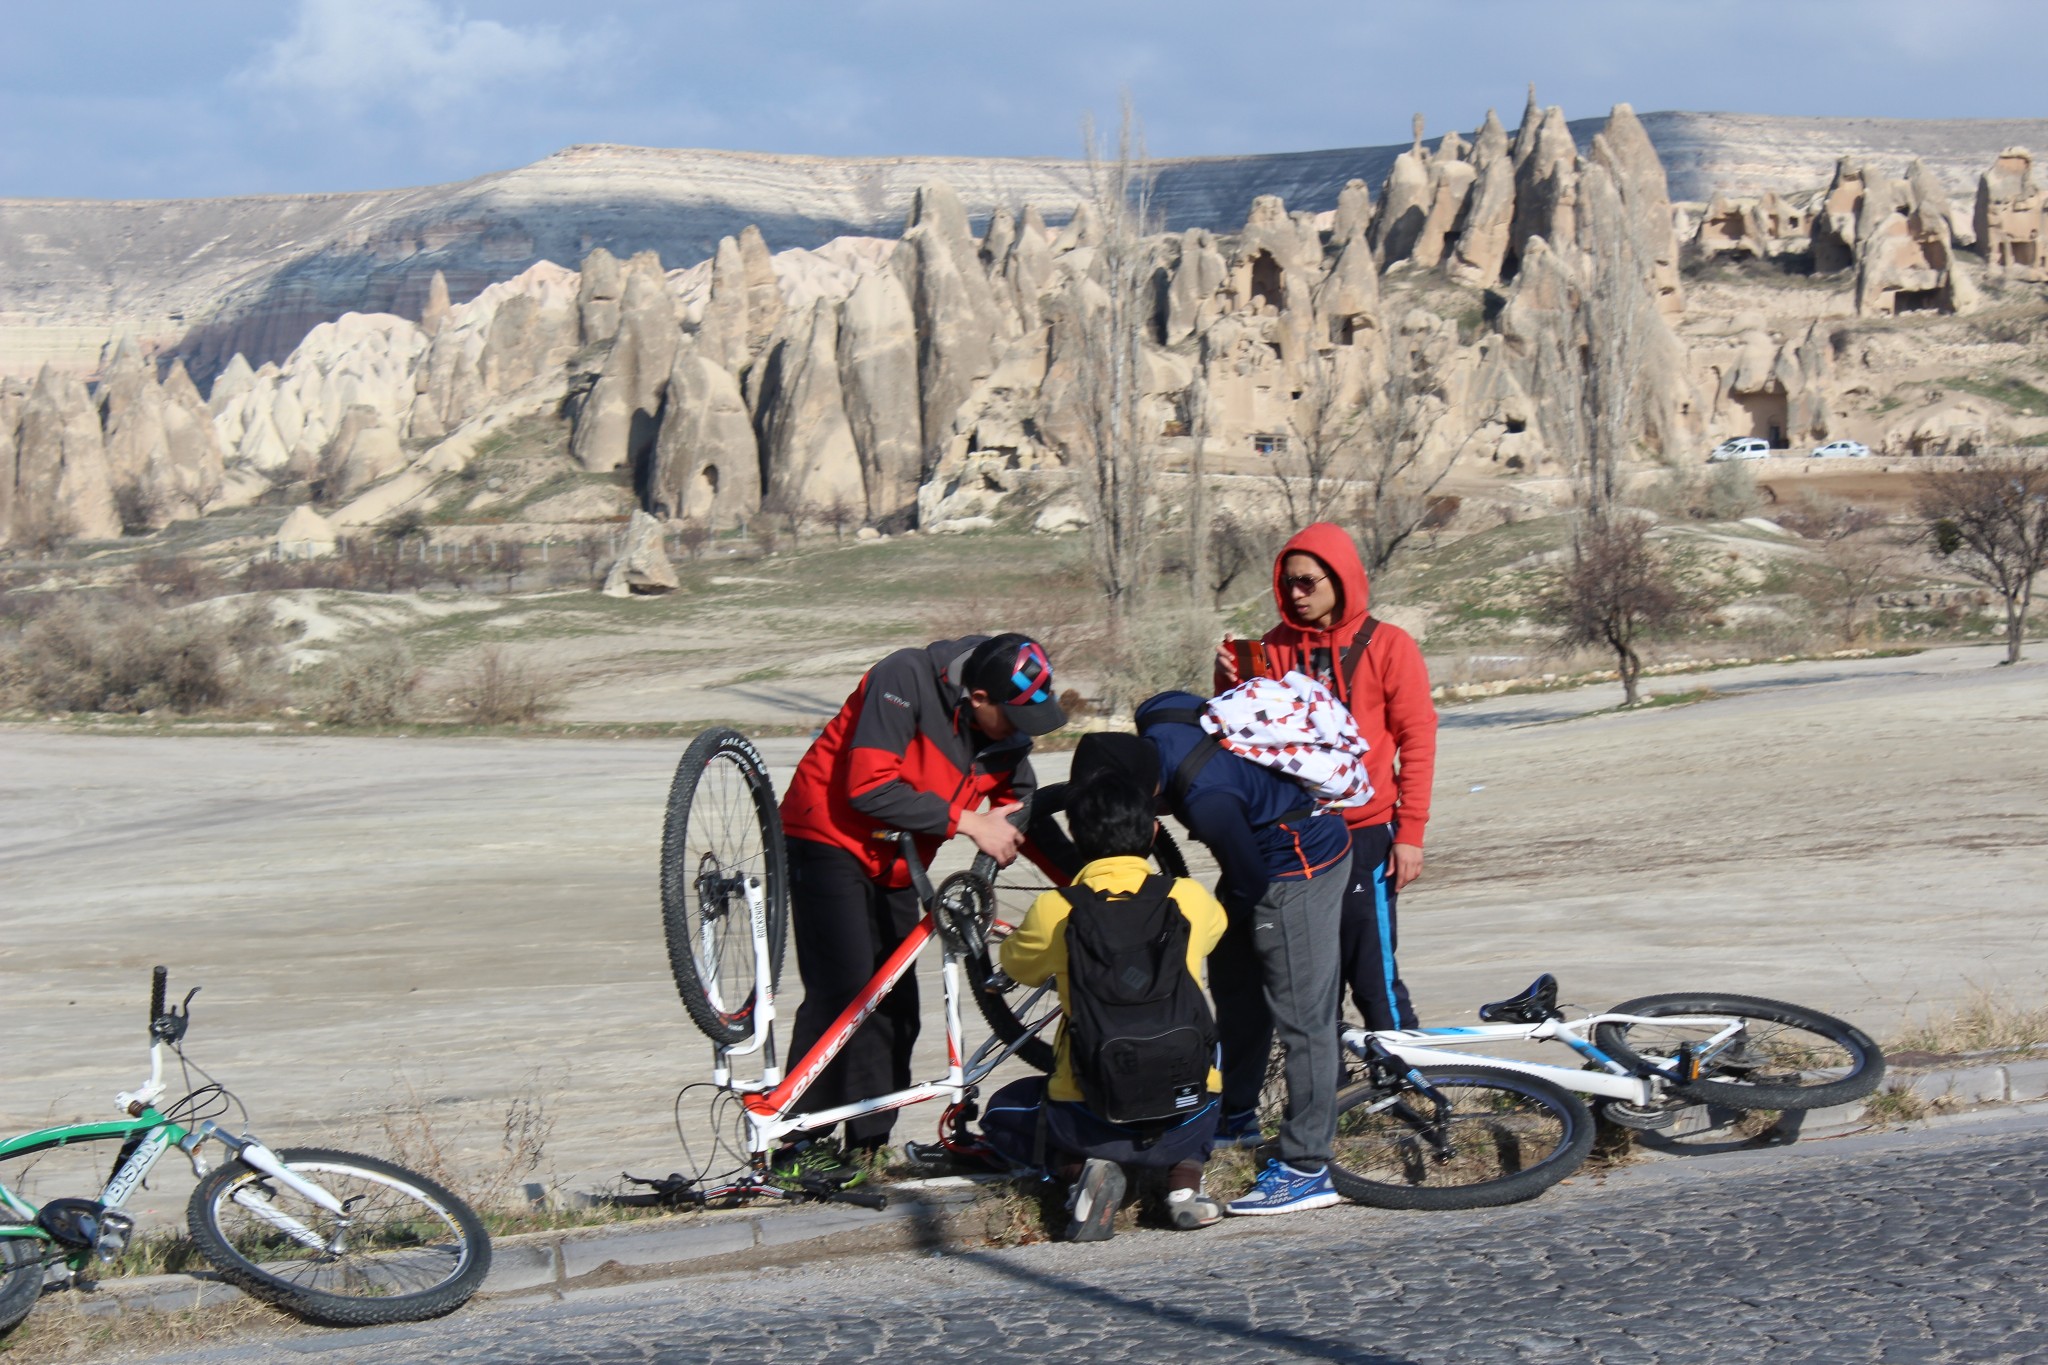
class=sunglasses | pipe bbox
[1282,573,1329,594]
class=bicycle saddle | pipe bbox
[1478,973,1561,1024]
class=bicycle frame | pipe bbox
[707,871,1056,1159]
[1345,1009,1759,1107]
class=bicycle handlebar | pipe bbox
[150,966,167,1032]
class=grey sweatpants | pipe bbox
[1212,871,1345,1167]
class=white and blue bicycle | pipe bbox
[987,787,1885,1212]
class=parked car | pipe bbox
[1708,438,1771,462]
[1810,439,1871,459]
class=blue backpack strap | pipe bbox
[1137,708,1219,816]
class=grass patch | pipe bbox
[1945,372,2048,418]
[1891,987,2048,1059]
[0,1289,285,1362]
[1628,687,1724,711]
[1862,1084,1933,1125]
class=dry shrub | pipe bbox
[375,1075,557,1217]
[135,554,230,604]
[5,594,283,714]
[450,645,567,724]
[1092,605,1223,717]
[1894,987,2048,1057]
[304,638,420,726]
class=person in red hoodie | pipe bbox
[1214,523,1438,1038]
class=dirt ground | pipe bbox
[2,644,2043,1223]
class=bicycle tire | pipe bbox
[661,728,790,1046]
[1592,992,1884,1111]
[0,1236,41,1335]
[1329,1064,1595,1211]
[187,1147,489,1326]
[965,783,1191,1074]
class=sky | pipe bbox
[6,0,2047,202]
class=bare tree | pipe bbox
[1183,375,1211,612]
[1785,498,1899,644]
[1542,510,1695,705]
[1351,343,1480,571]
[677,519,711,560]
[1918,457,2048,664]
[577,532,609,585]
[1206,507,1265,608]
[497,541,526,594]
[1272,341,1367,528]
[1060,98,1161,638]
[820,492,858,543]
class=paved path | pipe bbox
[149,1116,2048,1363]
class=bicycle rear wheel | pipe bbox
[965,782,1191,1074]
[1592,992,1883,1111]
[1329,1065,1595,1211]
[661,728,789,1046]
[0,1236,41,1335]
[187,1147,489,1326]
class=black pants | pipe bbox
[784,837,923,1147]
[1340,822,1419,1031]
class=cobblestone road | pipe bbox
[159,1124,2048,1364]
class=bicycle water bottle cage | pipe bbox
[1477,973,1560,1025]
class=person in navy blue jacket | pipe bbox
[1071,706,1351,1218]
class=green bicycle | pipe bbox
[0,968,490,1334]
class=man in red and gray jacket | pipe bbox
[1215,523,1438,1034]
[776,633,1064,1174]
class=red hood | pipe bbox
[1271,522,1371,643]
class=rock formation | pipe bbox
[1974,147,2044,280]
[275,504,338,558]
[569,255,678,473]
[575,248,625,345]
[12,96,2038,554]
[749,301,863,514]
[900,183,1006,474]
[648,336,759,526]
[835,268,923,523]
[1445,111,1516,287]
[1811,157,1868,274]
[14,366,119,542]
[601,509,679,597]
[1588,104,1684,318]
[1854,160,1977,317]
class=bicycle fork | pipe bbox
[711,875,780,1090]
[196,1124,353,1254]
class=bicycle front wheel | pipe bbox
[187,1147,489,1326]
[1329,1065,1595,1211]
[1592,992,1883,1111]
[661,728,789,1046]
[966,783,1192,1074]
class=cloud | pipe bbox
[237,0,609,118]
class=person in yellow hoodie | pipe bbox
[987,736,1228,1241]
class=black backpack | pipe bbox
[1061,875,1218,1129]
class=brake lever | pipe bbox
[151,987,200,1045]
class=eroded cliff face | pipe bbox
[9,114,2048,387]
[7,106,2047,553]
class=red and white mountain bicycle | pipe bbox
[622,728,1098,1210]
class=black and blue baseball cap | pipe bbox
[964,633,1066,736]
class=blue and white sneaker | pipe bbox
[1212,1108,1265,1150]
[1225,1159,1341,1216]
